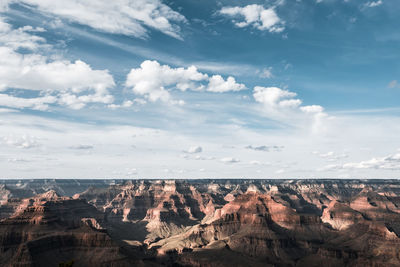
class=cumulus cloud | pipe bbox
[207,75,245,92]
[58,92,114,110]
[125,60,246,103]
[321,152,400,171]
[108,100,134,109]
[253,86,300,109]
[253,87,325,114]
[184,146,202,154]
[300,105,325,113]
[0,18,115,110]
[2,0,186,39]
[0,48,114,94]
[0,18,47,50]
[219,4,285,33]
[253,86,329,134]
[0,94,56,111]
[125,60,206,102]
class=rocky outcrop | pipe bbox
[321,200,363,230]
[0,193,137,267]
[0,179,400,266]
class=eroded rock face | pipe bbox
[321,200,363,230]
[0,193,136,267]
[1,179,400,266]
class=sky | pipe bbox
[0,0,400,179]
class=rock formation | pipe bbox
[1,179,400,266]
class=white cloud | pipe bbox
[253,86,329,134]
[184,146,202,154]
[253,86,326,116]
[321,152,400,171]
[58,92,114,110]
[125,60,246,103]
[207,75,245,92]
[108,101,132,109]
[0,18,115,110]
[3,0,186,39]
[2,2,400,180]
[125,60,206,102]
[258,67,273,79]
[300,105,325,113]
[2,107,400,179]
[220,157,240,163]
[1,134,39,149]
[0,47,114,94]
[365,1,383,8]
[0,94,56,110]
[108,99,148,109]
[253,86,300,109]
[219,4,285,33]
[0,18,47,50]
[0,108,18,113]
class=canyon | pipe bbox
[0,179,400,266]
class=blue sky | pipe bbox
[1,0,400,178]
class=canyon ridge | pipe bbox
[1,179,400,267]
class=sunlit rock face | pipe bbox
[1,179,400,266]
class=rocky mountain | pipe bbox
[1,179,400,266]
